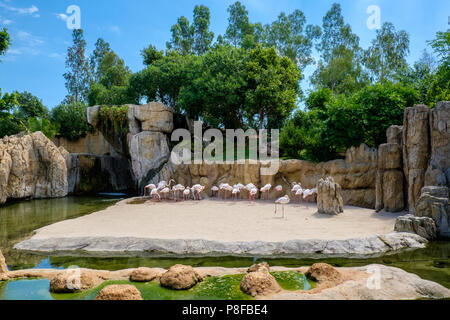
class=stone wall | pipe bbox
[149,144,378,208]
[374,102,449,238]
[53,130,113,156]
[0,132,68,205]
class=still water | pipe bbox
[0,196,448,300]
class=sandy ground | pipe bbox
[31,199,403,242]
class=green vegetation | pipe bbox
[0,2,448,159]
[1,271,317,300]
[98,105,129,134]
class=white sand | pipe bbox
[31,199,402,242]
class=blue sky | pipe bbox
[0,0,449,108]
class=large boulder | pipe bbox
[0,250,8,274]
[386,125,403,145]
[130,267,162,282]
[95,285,143,300]
[415,186,450,238]
[305,263,343,284]
[49,269,103,293]
[395,214,437,240]
[129,131,171,189]
[429,101,450,173]
[0,132,68,205]
[240,268,281,297]
[317,177,344,215]
[247,262,270,273]
[129,102,173,133]
[160,264,203,290]
[403,105,431,213]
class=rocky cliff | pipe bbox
[87,103,173,191]
[0,132,68,205]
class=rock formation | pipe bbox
[414,102,450,238]
[130,267,162,282]
[240,264,281,297]
[415,187,449,238]
[60,149,134,195]
[403,105,431,213]
[394,214,437,240]
[87,102,173,191]
[0,250,7,274]
[247,262,270,273]
[154,144,378,208]
[49,269,103,293]
[376,143,404,212]
[0,132,68,205]
[95,284,143,300]
[317,177,344,215]
[305,263,343,285]
[159,264,203,290]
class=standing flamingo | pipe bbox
[192,185,205,200]
[150,188,161,201]
[295,188,304,204]
[248,188,258,203]
[275,185,283,197]
[260,184,272,200]
[303,188,318,209]
[275,195,290,220]
[144,184,156,196]
[183,187,191,200]
[160,187,170,200]
[211,186,219,198]
[232,187,240,200]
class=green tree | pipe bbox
[224,1,254,48]
[63,29,92,103]
[179,45,247,128]
[363,22,410,82]
[428,31,450,65]
[0,27,11,60]
[88,51,132,106]
[26,117,60,139]
[90,38,111,82]
[311,47,368,94]
[263,10,321,68]
[51,102,93,140]
[316,3,360,63]
[13,91,49,120]
[167,16,194,55]
[313,3,363,94]
[193,5,214,55]
[244,46,301,129]
[141,44,164,66]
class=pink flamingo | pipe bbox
[183,187,191,200]
[211,186,219,197]
[144,184,156,196]
[303,188,318,209]
[150,188,161,201]
[248,188,258,203]
[232,187,240,200]
[295,188,304,204]
[275,195,290,220]
[275,185,283,197]
[260,184,272,200]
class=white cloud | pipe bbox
[0,16,12,24]
[55,13,68,21]
[17,30,44,46]
[48,53,62,59]
[0,2,39,17]
[109,26,120,35]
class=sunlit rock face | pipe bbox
[0,131,68,205]
[403,105,431,213]
[87,102,174,191]
[317,176,344,215]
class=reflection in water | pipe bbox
[0,196,119,269]
[0,196,449,297]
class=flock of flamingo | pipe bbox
[144,180,318,220]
